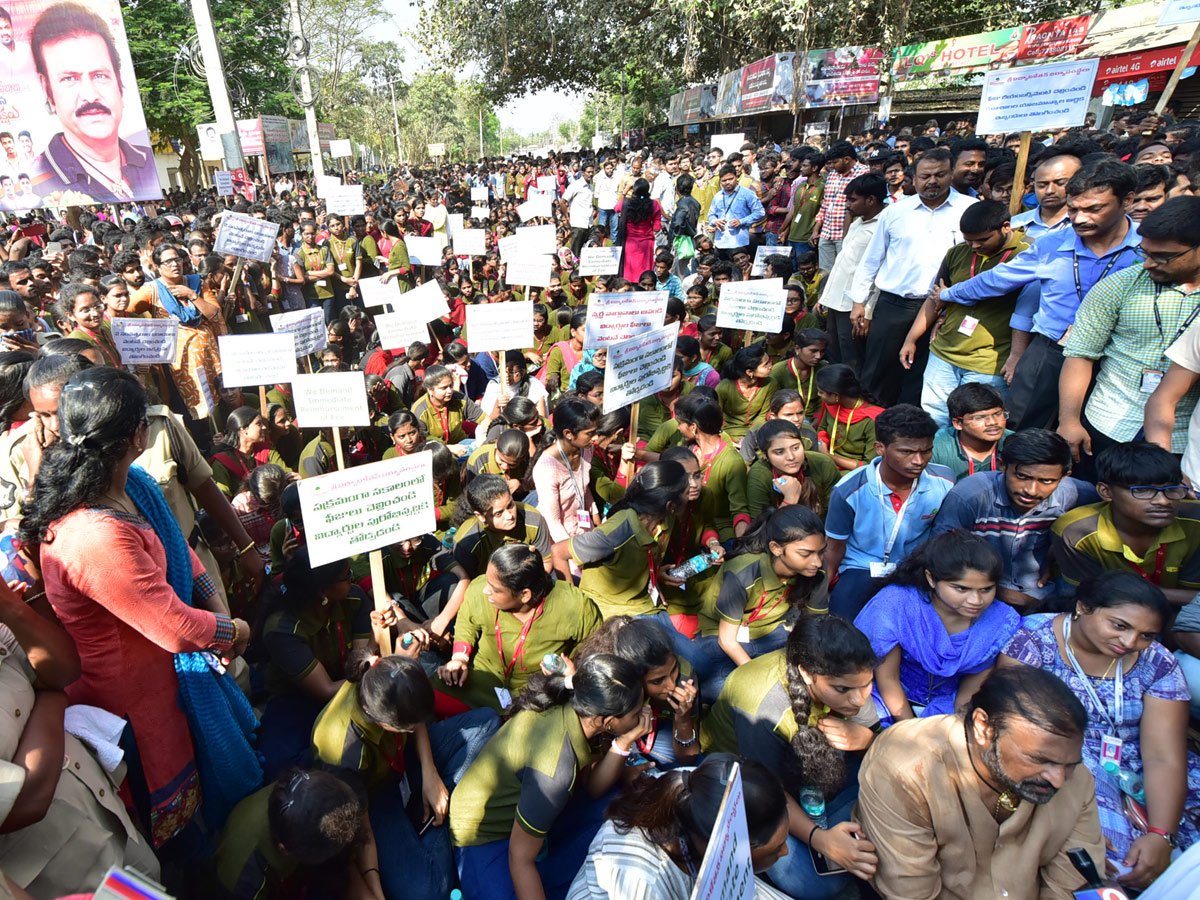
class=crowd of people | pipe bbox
[0,107,1197,900]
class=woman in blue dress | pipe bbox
[1000,571,1197,892]
[854,529,1019,725]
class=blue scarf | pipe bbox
[568,348,605,391]
[124,465,262,830]
[682,359,716,381]
[154,275,204,325]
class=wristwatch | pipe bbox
[1146,826,1179,848]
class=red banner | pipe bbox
[1017,15,1092,59]
[1092,42,1200,93]
[740,57,778,111]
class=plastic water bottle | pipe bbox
[400,633,415,650]
[667,551,718,583]
[450,891,463,900]
[441,527,457,550]
[542,653,566,674]
[799,786,827,828]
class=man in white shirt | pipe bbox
[820,172,886,370]
[850,147,977,405]
[651,156,678,218]
[593,157,620,239]
[560,160,596,257]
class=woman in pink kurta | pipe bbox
[532,396,601,542]
[614,177,662,284]
[22,369,247,847]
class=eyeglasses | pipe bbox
[158,256,183,266]
[1127,484,1190,500]
[959,410,1009,425]
[1132,244,1199,265]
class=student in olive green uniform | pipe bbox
[465,429,532,501]
[437,545,602,712]
[698,316,733,372]
[297,224,335,314]
[738,389,822,465]
[694,506,830,700]
[676,392,751,542]
[258,549,373,779]
[814,364,884,471]
[636,358,692,443]
[216,769,371,900]
[210,407,292,498]
[657,447,723,637]
[412,365,483,457]
[449,654,646,900]
[551,461,690,620]
[715,343,779,443]
[746,420,840,520]
[350,533,464,622]
[701,616,879,900]
[769,328,828,420]
[453,474,554,580]
[312,651,499,900]
[298,429,340,478]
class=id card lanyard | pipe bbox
[1062,614,1123,752]
[877,466,917,566]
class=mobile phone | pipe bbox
[44,241,62,256]
[811,848,847,876]
[625,749,654,768]
[1,329,34,343]
[417,814,437,837]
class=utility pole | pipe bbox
[188,0,244,171]
[478,108,484,160]
[388,79,402,166]
[287,0,325,178]
[620,72,626,152]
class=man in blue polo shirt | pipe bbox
[933,429,1098,610]
[825,404,955,617]
[935,160,1139,431]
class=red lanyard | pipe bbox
[964,444,998,476]
[81,326,121,368]
[735,381,760,427]
[495,601,545,679]
[1129,544,1166,585]
[378,730,406,774]
[647,546,661,597]
[636,708,661,753]
[433,405,451,441]
[747,584,788,623]
[696,440,727,486]
[968,247,1014,279]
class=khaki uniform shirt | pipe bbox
[0,627,160,895]
[855,714,1104,900]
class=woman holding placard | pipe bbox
[480,352,548,432]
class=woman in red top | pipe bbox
[22,370,249,847]
[614,178,662,284]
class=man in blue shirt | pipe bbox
[933,429,1098,609]
[707,164,765,260]
[937,160,1138,431]
[825,404,955,618]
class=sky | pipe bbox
[374,0,583,136]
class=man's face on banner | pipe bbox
[39,34,124,149]
[0,18,12,48]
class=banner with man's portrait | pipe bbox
[0,0,161,211]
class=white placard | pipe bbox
[517,194,553,222]
[213,212,280,264]
[111,318,179,365]
[214,170,234,196]
[710,132,746,159]
[428,142,446,157]
[330,138,353,159]
[299,453,436,566]
[218,333,296,387]
[471,185,490,202]
[603,323,680,414]
[465,301,535,352]
[515,224,556,256]
[453,228,488,257]
[689,764,753,900]
[447,213,464,236]
[357,276,400,310]
[504,256,553,288]
[498,234,523,262]
[398,279,450,323]
[270,307,328,357]
[750,245,785,277]
[404,236,443,266]
[375,311,431,351]
[578,246,623,277]
[470,205,490,220]
[536,175,557,193]
[326,184,365,216]
[292,371,371,427]
[315,174,342,198]
[1159,0,1200,24]
[716,279,787,334]
[584,291,670,349]
[975,58,1100,136]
